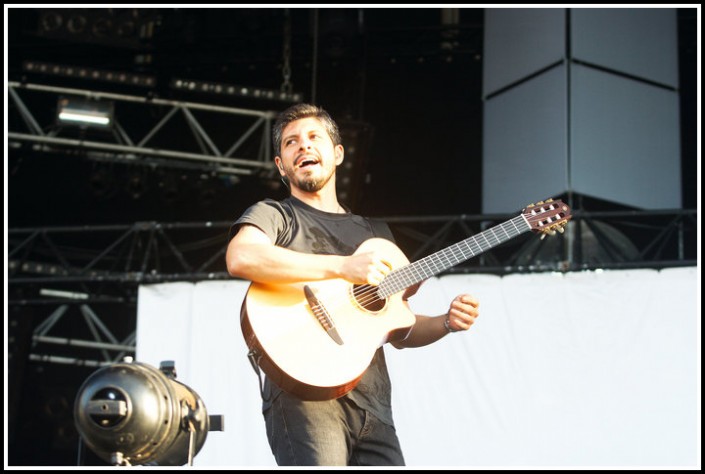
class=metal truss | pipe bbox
[8,209,697,367]
[384,208,698,274]
[8,81,278,177]
[8,221,233,369]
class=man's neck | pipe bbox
[290,188,343,214]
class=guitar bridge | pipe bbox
[304,285,344,345]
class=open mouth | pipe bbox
[296,156,320,169]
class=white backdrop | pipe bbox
[135,267,700,467]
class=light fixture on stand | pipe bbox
[74,358,223,466]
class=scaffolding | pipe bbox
[8,81,278,177]
[7,209,697,367]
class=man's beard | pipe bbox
[291,170,333,192]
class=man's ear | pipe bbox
[335,145,345,166]
[274,157,285,175]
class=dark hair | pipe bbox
[272,103,342,155]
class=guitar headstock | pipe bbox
[522,199,572,238]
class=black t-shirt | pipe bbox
[231,196,397,426]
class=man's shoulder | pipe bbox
[366,217,394,241]
[244,197,294,214]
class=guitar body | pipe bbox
[241,238,417,401]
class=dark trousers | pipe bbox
[264,391,405,466]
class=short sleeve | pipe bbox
[228,199,293,245]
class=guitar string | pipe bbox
[319,215,533,313]
[350,217,525,307]
[310,203,565,308]
[331,209,566,311]
[303,206,567,325]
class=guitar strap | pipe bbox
[367,217,396,243]
[242,300,270,401]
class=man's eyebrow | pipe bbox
[283,127,324,141]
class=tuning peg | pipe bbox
[536,200,544,205]
[557,226,565,234]
[545,198,553,203]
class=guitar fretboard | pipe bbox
[377,214,530,298]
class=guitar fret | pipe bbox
[479,232,492,251]
[498,223,510,241]
[509,221,519,232]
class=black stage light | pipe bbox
[74,358,218,466]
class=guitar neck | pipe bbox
[377,214,530,297]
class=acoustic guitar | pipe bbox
[241,199,571,400]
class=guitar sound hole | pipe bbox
[351,284,387,313]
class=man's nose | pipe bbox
[299,138,313,149]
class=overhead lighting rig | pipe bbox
[35,8,158,50]
[23,60,156,89]
[170,78,303,103]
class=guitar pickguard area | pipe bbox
[350,284,387,314]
